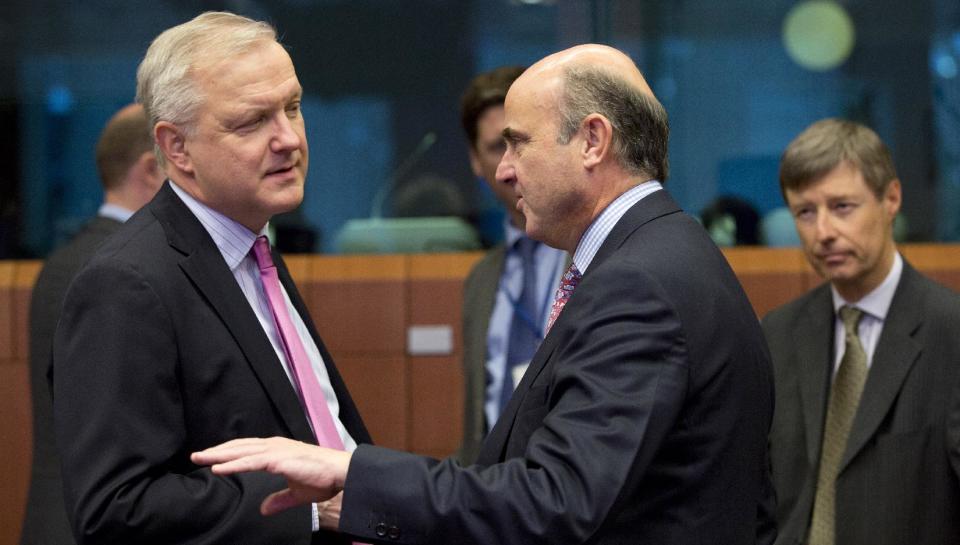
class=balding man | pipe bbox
[194,44,775,544]
[21,103,162,545]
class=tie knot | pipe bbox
[252,235,274,272]
[514,236,538,257]
[839,305,863,336]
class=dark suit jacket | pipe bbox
[459,244,506,465]
[53,183,370,544]
[763,261,960,545]
[21,216,121,545]
[339,190,775,544]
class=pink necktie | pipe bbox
[252,236,344,450]
[546,263,582,334]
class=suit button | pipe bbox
[388,525,401,540]
[375,522,388,537]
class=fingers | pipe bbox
[261,489,304,515]
[191,437,269,465]
[192,436,298,463]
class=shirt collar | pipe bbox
[831,251,903,321]
[97,203,135,223]
[503,217,526,249]
[572,180,662,274]
[168,181,269,271]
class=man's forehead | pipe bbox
[504,72,561,115]
[786,175,868,204]
[197,44,301,102]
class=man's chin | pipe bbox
[267,187,306,215]
[822,267,862,286]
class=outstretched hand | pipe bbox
[191,437,352,516]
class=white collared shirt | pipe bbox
[572,180,663,273]
[830,252,903,374]
[97,203,135,223]
[168,182,357,453]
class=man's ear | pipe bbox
[155,121,193,174]
[581,113,613,169]
[883,178,902,218]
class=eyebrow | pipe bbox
[502,127,529,144]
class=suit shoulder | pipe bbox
[32,219,121,297]
[762,284,829,331]
[464,246,505,289]
[910,269,960,308]
[89,211,167,264]
[901,270,960,334]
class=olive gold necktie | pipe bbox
[808,305,867,545]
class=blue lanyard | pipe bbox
[501,272,552,341]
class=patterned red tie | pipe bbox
[252,236,344,450]
[546,263,582,334]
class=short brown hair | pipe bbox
[95,105,154,191]
[460,65,526,148]
[779,118,897,200]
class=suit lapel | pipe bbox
[476,334,559,464]
[796,287,835,464]
[476,190,680,465]
[150,183,316,444]
[840,264,923,471]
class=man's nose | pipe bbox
[495,155,515,186]
[271,113,301,152]
[815,211,838,242]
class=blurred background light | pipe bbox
[782,0,856,71]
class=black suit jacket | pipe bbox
[53,183,370,544]
[339,190,775,544]
[763,261,960,545]
[22,216,121,545]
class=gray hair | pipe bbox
[556,64,669,182]
[135,11,277,163]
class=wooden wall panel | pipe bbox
[310,280,407,354]
[408,356,464,459]
[0,262,14,362]
[336,355,407,450]
[306,256,406,354]
[736,272,808,318]
[405,254,480,458]
[13,263,40,360]
[0,363,31,545]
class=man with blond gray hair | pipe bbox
[194,44,775,545]
[53,12,369,544]
[764,118,960,545]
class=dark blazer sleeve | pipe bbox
[53,258,310,545]
[339,260,692,544]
